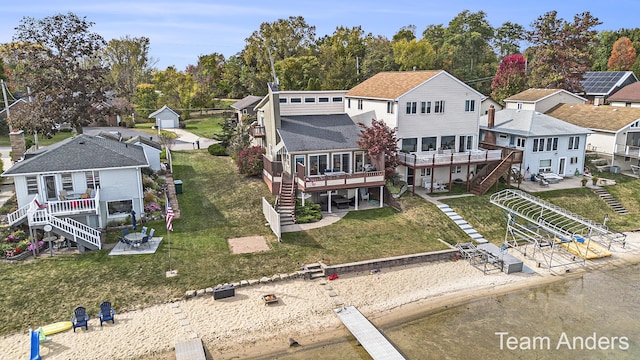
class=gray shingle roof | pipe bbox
[230,95,262,110]
[479,109,591,137]
[2,134,149,176]
[278,114,361,152]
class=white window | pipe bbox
[304,97,316,103]
[421,137,437,151]
[516,138,525,147]
[533,138,545,152]
[332,97,343,103]
[347,98,351,108]
[420,101,426,114]
[425,101,431,113]
[465,100,475,112]
[568,136,580,150]
[61,173,73,191]
[107,200,133,216]
[405,101,417,114]
[331,153,351,172]
[570,157,579,164]
[434,100,445,113]
[387,101,394,114]
[517,103,523,110]
[308,154,328,175]
[420,168,432,176]
[290,97,302,103]
[279,97,287,103]
[402,138,417,152]
[85,171,100,189]
[357,99,363,110]
[26,176,38,195]
[318,97,329,103]
[451,166,462,173]
[539,159,552,173]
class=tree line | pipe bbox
[1,10,640,136]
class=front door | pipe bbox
[407,168,414,186]
[44,175,57,201]
[558,157,566,176]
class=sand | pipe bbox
[2,232,640,360]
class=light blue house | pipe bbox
[148,105,180,129]
[480,107,591,177]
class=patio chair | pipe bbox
[121,228,130,237]
[71,306,89,332]
[33,199,48,209]
[118,237,131,250]
[59,190,67,200]
[98,301,115,326]
[359,188,370,201]
[141,226,149,235]
[148,228,155,239]
[140,236,150,248]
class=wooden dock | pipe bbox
[334,306,405,360]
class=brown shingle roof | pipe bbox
[346,70,442,99]
[545,104,640,132]
[504,88,565,102]
[607,82,640,102]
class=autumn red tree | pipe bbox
[356,119,399,180]
[608,37,637,71]
[491,54,527,104]
[236,146,265,176]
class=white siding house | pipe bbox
[504,89,587,112]
[345,70,490,188]
[2,135,149,251]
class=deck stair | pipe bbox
[591,187,628,214]
[437,204,488,243]
[470,151,520,195]
[277,176,296,226]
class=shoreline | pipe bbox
[2,233,639,360]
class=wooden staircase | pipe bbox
[304,263,325,280]
[277,176,296,226]
[591,187,629,215]
[470,151,519,195]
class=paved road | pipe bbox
[81,126,217,150]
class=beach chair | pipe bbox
[141,226,148,236]
[98,301,115,326]
[34,199,48,209]
[148,228,155,239]
[359,188,369,201]
[72,306,89,332]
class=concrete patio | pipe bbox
[108,237,163,255]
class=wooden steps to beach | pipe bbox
[305,262,325,280]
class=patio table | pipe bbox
[125,232,145,247]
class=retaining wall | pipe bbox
[323,249,459,275]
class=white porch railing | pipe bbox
[7,189,100,226]
[29,210,102,250]
[614,144,640,157]
[398,149,503,167]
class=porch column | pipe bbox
[379,186,384,208]
[354,189,359,210]
[327,191,332,213]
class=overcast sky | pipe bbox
[1,0,639,70]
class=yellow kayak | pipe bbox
[41,321,73,336]
[556,238,612,259]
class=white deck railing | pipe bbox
[398,149,503,167]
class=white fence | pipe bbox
[262,197,281,241]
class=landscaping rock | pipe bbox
[248,279,260,286]
[205,287,213,294]
[196,289,205,296]
[260,276,271,283]
[280,273,290,280]
[185,290,196,298]
[271,274,280,282]
[240,280,249,287]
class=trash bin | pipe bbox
[610,166,620,174]
[213,284,235,300]
[174,180,183,194]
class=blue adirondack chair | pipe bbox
[72,306,89,332]
[98,301,115,326]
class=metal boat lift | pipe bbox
[490,189,626,270]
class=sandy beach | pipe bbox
[2,232,640,360]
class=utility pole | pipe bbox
[1,80,12,132]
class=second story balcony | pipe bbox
[250,125,266,138]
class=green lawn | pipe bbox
[181,113,226,139]
[0,149,638,335]
[0,131,75,147]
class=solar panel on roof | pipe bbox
[582,72,630,94]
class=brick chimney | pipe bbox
[484,105,496,144]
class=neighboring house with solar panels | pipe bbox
[546,104,640,172]
[579,71,638,105]
[607,82,640,108]
[255,84,386,214]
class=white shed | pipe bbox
[149,105,180,129]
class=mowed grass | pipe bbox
[0,151,456,335]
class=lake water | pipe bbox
[266,263,640,359]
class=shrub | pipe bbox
[295,200,322,223]
[208,143,228,156]
[142,175,157,190]
[236,146,264,176]
[160,149,166,160]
